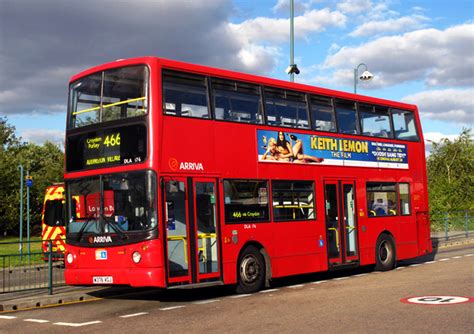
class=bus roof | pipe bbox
[69,56,418,111]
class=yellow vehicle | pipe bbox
[41,184,66,254]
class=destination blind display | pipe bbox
[66,124,147,171]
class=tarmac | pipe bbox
[1,232,473,313]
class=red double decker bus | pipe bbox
[64,57,431,293]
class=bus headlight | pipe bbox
[66,253,74,264]
[132,251,141,263]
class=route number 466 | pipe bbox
[104,133,121,147]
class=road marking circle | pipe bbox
[401,296,473,305]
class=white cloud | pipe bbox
[0,0,246,115]
[322,23,474,88]
[424,132,461,143]
[229,8,346,44]
[272,0,313,14]
[402,89,474,124]
[350,15,429,37]
[0,0,349,116]
[423,132,461,155]
[337,0,372,14]
[21,128,64,146]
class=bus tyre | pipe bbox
[236,246,265,294]
[375,234,396,271]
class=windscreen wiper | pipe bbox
[103,216,129,241]
[76,214,96,242]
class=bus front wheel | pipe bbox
[236,246,265,294]
[375,234,396,271]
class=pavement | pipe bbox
[1,232,473,313]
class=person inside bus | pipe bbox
[276,131,294,161]
[371,198,387,216]
[387,199,397,215]
[289,134,324,164]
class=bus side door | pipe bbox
[162,177,221,285]
[324,180,359,267]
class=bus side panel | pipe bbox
[271,221,327,278]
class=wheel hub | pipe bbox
[241,254,260,284]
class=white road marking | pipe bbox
[287,284,305,289]
[465,254,474,257]
[452,256,462,259]
[119,312,149,318]
[24,319,50,323]
[160,306,185,311]
[229,294,252,299]
[259,288,279,293]
[409,264,421,267]
[54,321,102,327]
[311,280,328,284]
[439,258,450,262]
[395,267,405,270]
[0,315,16,320]
[354,273,369,277]
[334,277,349,281]
[193,299,220,305]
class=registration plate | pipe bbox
[93,276,113,284]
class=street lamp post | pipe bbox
[290,0,294,82]
[354,63,374,94]
[286,0,300,81]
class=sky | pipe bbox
[0,0,473,154]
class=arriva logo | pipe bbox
[180,162,204,171]
[168,158,204,171]
[89,236,113,243]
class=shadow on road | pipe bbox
[86,247,450,305]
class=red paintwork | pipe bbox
[64,57,431,288]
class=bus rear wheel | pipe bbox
[236,246,265,294]
[375,234,396,271]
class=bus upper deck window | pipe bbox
[391,109,419,141]
[163,70,210,119]
[69,65,148,128]
[212,78,263,124]
[311,95,336,132]
[264,88,309,129]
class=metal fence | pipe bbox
[0,240,65,294]
[0,213,472,295]
[430,210,473,240]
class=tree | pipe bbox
[0,116,21,150]
[0,117,64,236]
[427,128,474,217]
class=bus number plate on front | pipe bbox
[93,276,113,284]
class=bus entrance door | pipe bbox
[163,177,221,286]
[324,181,359,267]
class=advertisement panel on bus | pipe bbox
[257,130,408,169]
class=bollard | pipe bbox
[466,210,469,238]
[2,256,5,293]
[48,240,53,295]
[444,213,449,241]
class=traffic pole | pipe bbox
[18,165,24,260]
[26,171,32,263]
